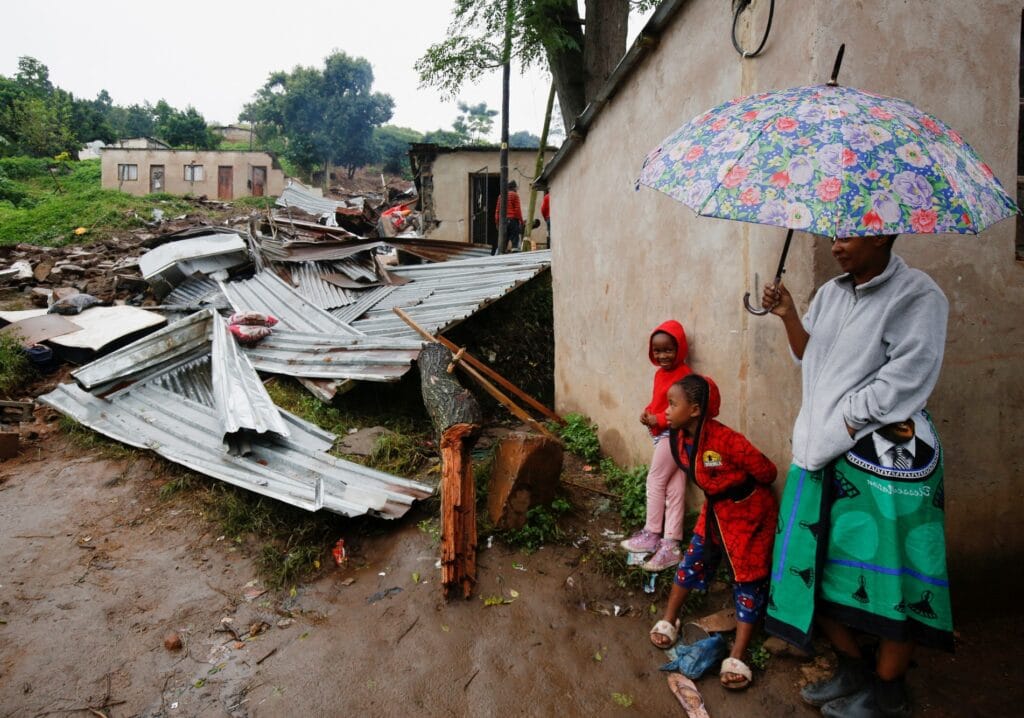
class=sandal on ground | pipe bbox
[720,657,753,690]
[667,673,710,718]
[650,619,680,649]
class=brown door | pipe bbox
[149,165,164,193]
[218,166,233,200]
[251,166,266,197]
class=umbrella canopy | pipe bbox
[637,82,1018,238]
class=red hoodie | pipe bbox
[644,320,691,436]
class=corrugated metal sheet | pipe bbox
[40,383,433,518]
[162,276,230,310]
[219,271,364,336]
[348,251,552,339]
[275,184,364,217]
[242,330,422,382]
[72,310,211,394]
[259,236,378,263]
[147,355,335,454]
[275,262,358,310]
[330,286,397,324]
[210,313,290,442]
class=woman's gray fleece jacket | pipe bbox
[792,254,948,471]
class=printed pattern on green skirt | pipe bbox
[766,415,953,652]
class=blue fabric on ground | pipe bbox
[659,633,729,679]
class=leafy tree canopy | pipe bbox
[374,125,423,177]
[509,130,541,148]
[243,51,394,181]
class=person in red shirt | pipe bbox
[649,374,779,691]
[540,190,551,245]
[493,180,524,253]
[620,320,692,571]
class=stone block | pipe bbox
[487,433,564,530]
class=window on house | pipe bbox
[184,164,204,182]
[117,164,138,181]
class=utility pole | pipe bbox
[524,82,555,249]
[496,0,513,255]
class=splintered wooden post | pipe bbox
[419,342,482,600]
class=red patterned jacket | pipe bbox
[671,377,778,582]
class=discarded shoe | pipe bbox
[667,673,710,718]
[620,528,660,554]
[642,539,682,571]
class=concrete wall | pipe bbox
[549,0,1023,582]
[426,149,552,244]
[100,149,286,198]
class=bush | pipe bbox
[0,334,33,397]
[600,459,649,531]
[556,413,601,463]
[503,496,572,552]
[0,169,27,207]
[0,157,49,180]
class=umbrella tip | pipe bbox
[827,44,846,87]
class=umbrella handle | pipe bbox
[744,291,773,316]
[743,229,794,316]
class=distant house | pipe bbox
[409,143,553,247]
[100,148,285,199]
[80,137,170,160]
[211,125,254,145]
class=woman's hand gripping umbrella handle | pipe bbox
[743,228,794,316]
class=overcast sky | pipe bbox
[3,1,654,141]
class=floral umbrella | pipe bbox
[636,47,1018,311]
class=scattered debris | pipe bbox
[163,631,183,651]
[366,587,403,604]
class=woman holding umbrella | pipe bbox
[761,235,950,718]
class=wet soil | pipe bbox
[1,428,1021,717]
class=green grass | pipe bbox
[600,459,649,532]
[554,413,601,463]
[59,415,140,461]
[0,334,34,397]
[0,158,193,247]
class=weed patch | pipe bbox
[366,431,428,476]
[502,496,572,553]
[58,416,140,461]
[600,459,648,531]
[0,334,34,397]
[555,413,601,463]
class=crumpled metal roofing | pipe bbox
[210,312,290,442]
[40,382,432,518]
[276,261,358,310]
[276,184,365,217]
[242,330,422,381]
[348,251,552,339]
[219,271,363,336]
[162,276,232,311]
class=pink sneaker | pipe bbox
[620,529,660,554]
[643,540,682,572]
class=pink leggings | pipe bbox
[643,435,687,541]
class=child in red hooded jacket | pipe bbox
[649,374,778,690]
[619,320,692,571]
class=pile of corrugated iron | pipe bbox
[17,191,552,520]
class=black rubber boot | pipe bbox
[820,675,911,718]
[800,653,869,707]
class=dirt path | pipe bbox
[1,434,1020,717]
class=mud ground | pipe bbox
[1,427,1022,718]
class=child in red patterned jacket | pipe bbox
[649,374,778,691]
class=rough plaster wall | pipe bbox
[426,151,551,244]
[551,0,1023,579]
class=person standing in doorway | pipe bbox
[762,234,952,718]
[493,180,523,254]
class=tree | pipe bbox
[454,101,498,143]
[416,0,657,133]
[243,52,394,182]
[509,130,541,147]
[422,128,470,146]
[154,103,220,150]
[374,125,423,176]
